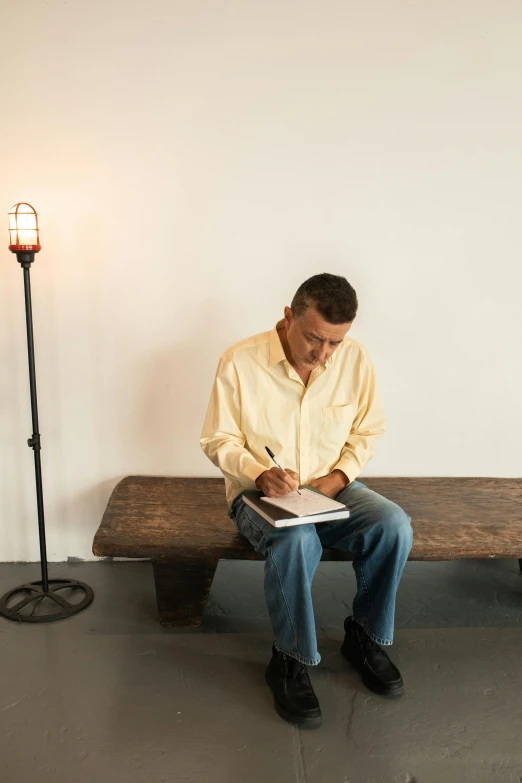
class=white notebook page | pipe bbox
[261,488,346,518]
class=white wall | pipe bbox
[1,0,521,561]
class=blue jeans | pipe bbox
[230,481,412,666]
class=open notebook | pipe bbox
[242,488,350,528]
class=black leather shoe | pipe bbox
[265,646,322,728]
[341,617,404,698]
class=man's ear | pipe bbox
[284,306,293,327]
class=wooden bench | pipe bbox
[92,476,522,628]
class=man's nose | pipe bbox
[316,346,329,362]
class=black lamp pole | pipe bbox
[0,205,93,622]
[21,251,50,593]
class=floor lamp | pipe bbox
[0,203,94,622]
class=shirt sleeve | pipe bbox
[333,354,386,484]
[200,354,267,485]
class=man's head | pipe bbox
[283,273,358,370]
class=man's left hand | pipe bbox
[308,470,349,499]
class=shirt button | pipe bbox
[303,425,307,430]
[302,451,307,455]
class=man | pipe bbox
[200,273,412,728]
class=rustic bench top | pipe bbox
[92,476,522,562]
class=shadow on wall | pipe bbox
[131,299,233,477]
[76,298,235,559]
[18,297,233,560]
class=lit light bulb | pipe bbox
[8,203,41,252]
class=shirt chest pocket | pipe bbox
[322,404,356,452]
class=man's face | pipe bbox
[284,306,352,371]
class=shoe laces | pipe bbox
[293,663,307,680]
[355,624,383,657]
[285,655,307,680]
[366,637,381,654]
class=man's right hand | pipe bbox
[255,468,299,498]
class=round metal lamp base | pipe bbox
[0,579,94,623]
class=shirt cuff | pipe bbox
[332,457,360,485]
[242,461,268,484]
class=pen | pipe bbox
[265,446,302,495]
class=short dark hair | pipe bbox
[291,273,358,324]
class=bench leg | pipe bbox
[151,558,219,628]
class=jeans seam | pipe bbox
[268,548,300,654]
[352,618,393,647]
[233,495,323,663]
[357,539,372,620]
[241,505,264,535]
[236,504,264,550]
[274,644,320,666]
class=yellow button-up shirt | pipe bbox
[200,321,386,506]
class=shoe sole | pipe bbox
[340,644,404,699]
[274,700,323,729]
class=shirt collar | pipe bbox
[268,320,337,370]
[268,321,287,367]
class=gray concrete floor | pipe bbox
[1,558,522,783]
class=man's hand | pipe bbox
[308,470,348,499]
[256,468,299,498]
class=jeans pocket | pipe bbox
[234,505,266,551]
